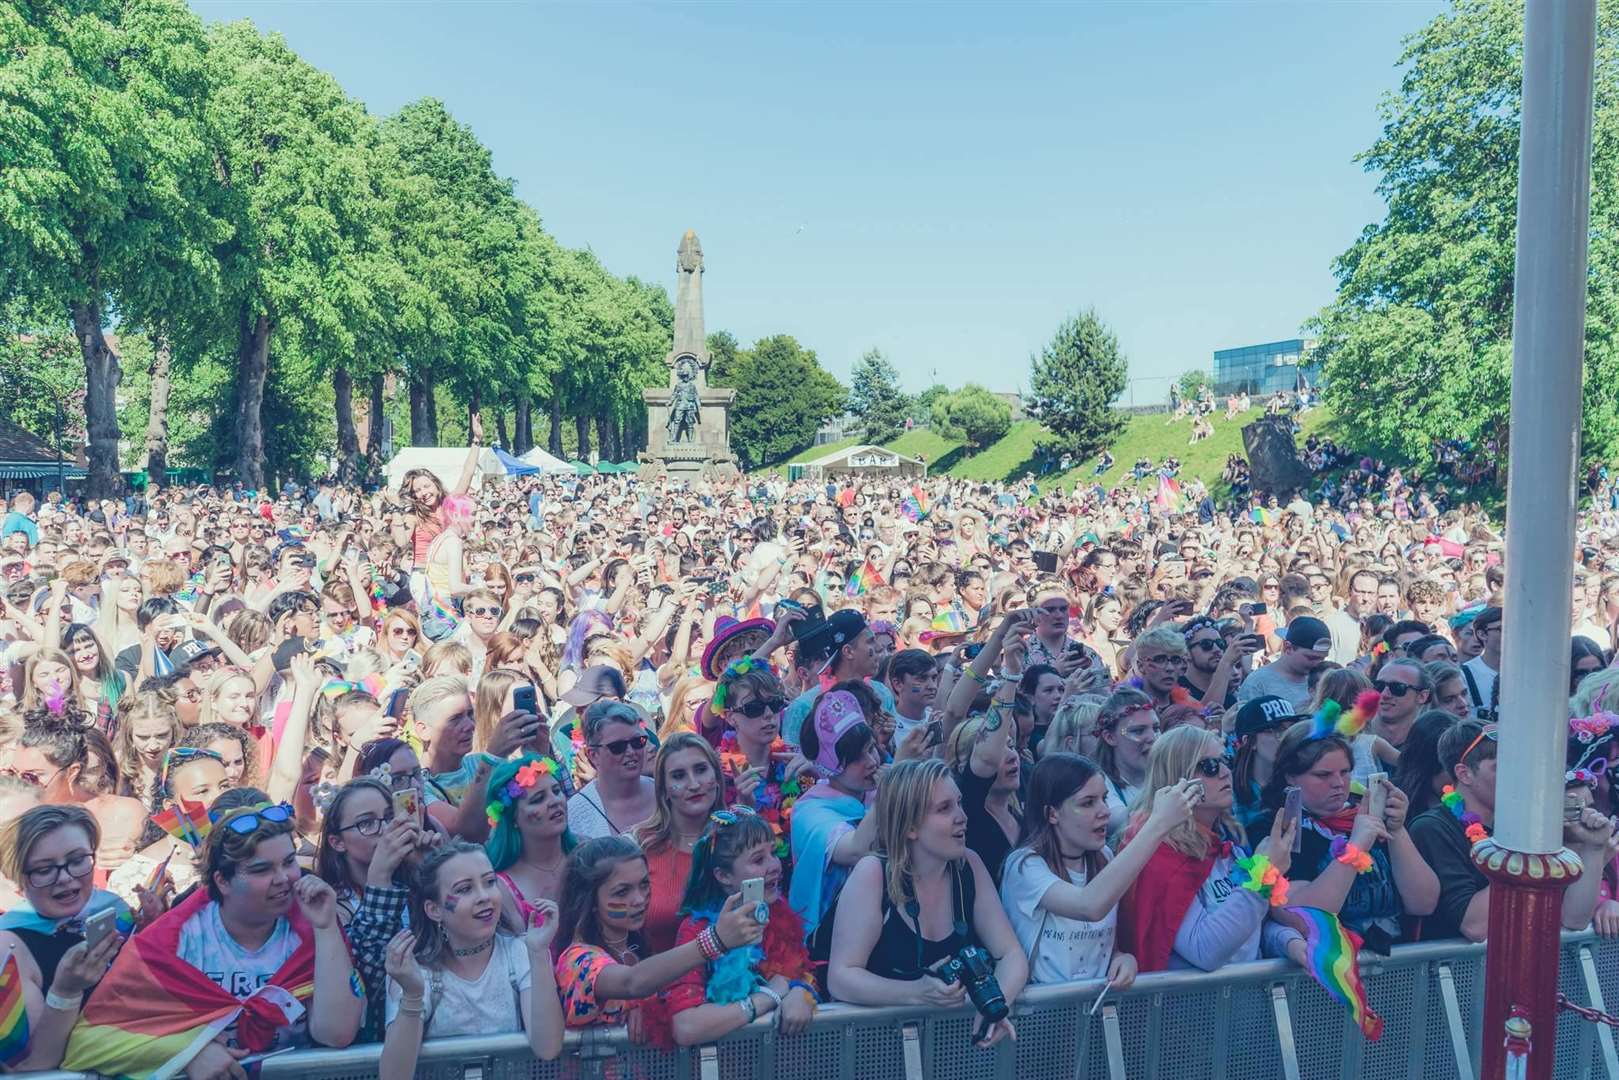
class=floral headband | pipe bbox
[486,758,558,829]
[710,656,761,715]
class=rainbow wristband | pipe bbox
[1330,836,1374,874]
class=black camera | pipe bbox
[934,945,1008,1022]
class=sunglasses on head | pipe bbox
[709,806,758,828]
[593,734,648,756]
[1459,726,1499,766]
[732,696,787,719]
[212,801,294,834]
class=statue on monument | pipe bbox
[666,357,700,443]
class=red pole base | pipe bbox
[1474,839,1583,1080]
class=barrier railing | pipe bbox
[21,931,1619,1080]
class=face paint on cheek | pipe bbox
[603,900,635,918]
[443,896,459,914]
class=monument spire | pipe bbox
[673,229,707,364]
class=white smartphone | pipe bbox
[84,907,118,951]
[1367,772,1389,821]
[740,877,765,907]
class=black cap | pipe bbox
[171,639,221,667]
[1284,617,1332,652]
[1235,695,1300,738]
[799,608,869,663]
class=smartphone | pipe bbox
[512,684,538,716]
[1367,772,1388,821]
[962,642,985,661]
[1242,602,1268,617]
[923,719,944,748]
[401,649,421,671]
[393,785,421,825]
[1283,786,1304,852]
[1242,633,1265,650]
[84,907,118,951]
[1032,550,1059,574]
[740,877,765,907]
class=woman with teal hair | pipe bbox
[486,753,576,925]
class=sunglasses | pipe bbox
[514,573,536,585]
[732,697,787,719]
[1190,639,1224,652]
[592,734,649,756]
[1459,726,1499,766]
[1372,680,1417,698]
[469,606,502,618]
[214,802,295,834]
[1193,756,1229,779]
[709,806,759,827]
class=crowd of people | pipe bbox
[0,426,1617,1077]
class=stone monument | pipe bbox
[639,230,740,483]
[1241,414,1312,496]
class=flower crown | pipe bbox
[486,758,558,829]
[710,656,760,715]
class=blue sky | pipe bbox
[192,0,1444,402]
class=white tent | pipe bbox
[383,447,506,492]
[799,444,927,479]
[518,446,574,473]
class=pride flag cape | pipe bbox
[0,950,28,1067]
[1284,905,1383,1041]
[64,889,321,1079]
[0,890,133,939]
[845,561,885,598]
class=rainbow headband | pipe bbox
[710,656,760,715]
[1306,690,1382,740]
[486,758,559,829]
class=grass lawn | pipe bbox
[889,427,963,468]
[947,421,1049,482]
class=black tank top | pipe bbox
[866,859,977,982]
[13,927,82,997]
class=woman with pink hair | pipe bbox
[420,494,477,642]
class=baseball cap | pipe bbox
[1235,695,1301,738]
[171,638,222,668]
[1284,617,1332,653]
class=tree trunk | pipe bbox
[366,373,386,458]
[515,394,533,454]
[69,300,124,498]
[144,334,173,483]
[333,367,359,482]
[575,414,591,462]
[495,405,509,451]
[467,386,480,445]
[548,398,563,456]
[234,311,272,491]
[426,378,439,445]
[596,414,614,463]
[409,377,434,446]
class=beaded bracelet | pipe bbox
[697,925,724,961]
[1231,852,1290,907]
[1330,836,1374,874]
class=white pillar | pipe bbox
[1495,0,1597,855]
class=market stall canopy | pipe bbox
[517,446,573,473]
[382,447,505,492]
[798,443,927,480]
[0,419,85,481]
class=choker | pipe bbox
[451,938,494,958]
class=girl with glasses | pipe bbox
[711,661,811,865]
[567,702,657,842]
[555,835,764,1044]
[0,805,131,1071]
[668,808,816,1045]
[1119,726,1307,973]
[380,841,562,1073]
[1254,725,1437,948]
[628,735,726,953]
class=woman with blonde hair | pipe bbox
[20,649,79,715]
[473,667,529,754]
[825,758,1026,1047]
[628,733,727,952]
[659,672,716,743]
[422,640,473,679]
[1117,725,1307,972]
[378,608,423,665]
[111,691,184,801]
[198,667,258,730]
[1041,696,1106,759]
[225,608,273,659]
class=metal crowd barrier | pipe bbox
[22,931,1619,1079]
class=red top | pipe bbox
[641,844,693,955]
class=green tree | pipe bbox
[848,348,909,443]
[0,0,226,495]
[708,330,744,384]
[932,384,1011,450]
[1030,309,1128,459]
[913,383,950,427]
[1312,0,1619,466]
[710,334,845,468]
[1177,369,1212,403]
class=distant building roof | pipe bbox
[0,419,83,479]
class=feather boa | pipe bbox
[687,898,812,1003]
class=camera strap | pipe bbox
[903,860,970,977]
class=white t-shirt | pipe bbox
[176,901,306,1050]
[1462,655,1499,717]
[999,848,1117,984]
[385,933,531,1038]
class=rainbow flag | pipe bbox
[151,796,211,848]
[64,889,321,1078]
[1250,507,1276,525]
[0,950,29,1067]
[1154,474,1182,511]
[930,609,968,634]
[1284,906,1383,1041]
[845,561,885,598]
[900,485,931,522]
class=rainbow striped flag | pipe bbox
[845,561,885,598]
[900,485,931,522]
[151,796,211,848]
[930,609,968,634]
[1250,507,1277,525]
[1154,474,1182,511]
[0,949,29,1067]
[1285,906,1383,1040]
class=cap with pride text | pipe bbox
[1234,695,1301,738]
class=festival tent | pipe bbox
[798,444,927,480]
[517,446,573,473]
[382,446,506,491]
[492,448,542,476]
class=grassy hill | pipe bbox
[754,407,1338,493]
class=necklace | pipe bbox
[674,830,703,851]
[525,854,565,874]
[451,938,493,958]
[1440,785,1490,843]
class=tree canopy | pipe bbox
[932,384,1012,450]
[1029,308,1128,460]
[848,349,909,443]
[708,334,846,469]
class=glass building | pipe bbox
[1212,338,1320,395]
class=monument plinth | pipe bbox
[639,230,740,483]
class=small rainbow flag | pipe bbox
[0,950,29,1066]
[930,609,968,634]
[1154,474,1182,511]
[1251,507,1277,525]
[845,561,885,598]
[151,796,211,847]
[900,485,931,522]
[1285,906,1383,1041]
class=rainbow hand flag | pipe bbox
[0,949,29,1067]
[1251,507,1277,525]
[900,485,931,522]
[151,796,211,848]
[1285,906,1383,1041]
[845,561,886,598]
[930,609,968,634]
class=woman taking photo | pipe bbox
[0,806,130,1071]
[486,753,574,923]
[1094,689,1159,841]
[380,841,563,1074]
[65,801,363,1078]
[554,835,764,1040]
[666,808,817,1045]
[1254,725,1439,945]
[1001,754,1197,986]
[825,759,1026,1047]
[1118,726,1307,972]
[378,609,423,665]
[630,733,727,953]
[788,690,883,939]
